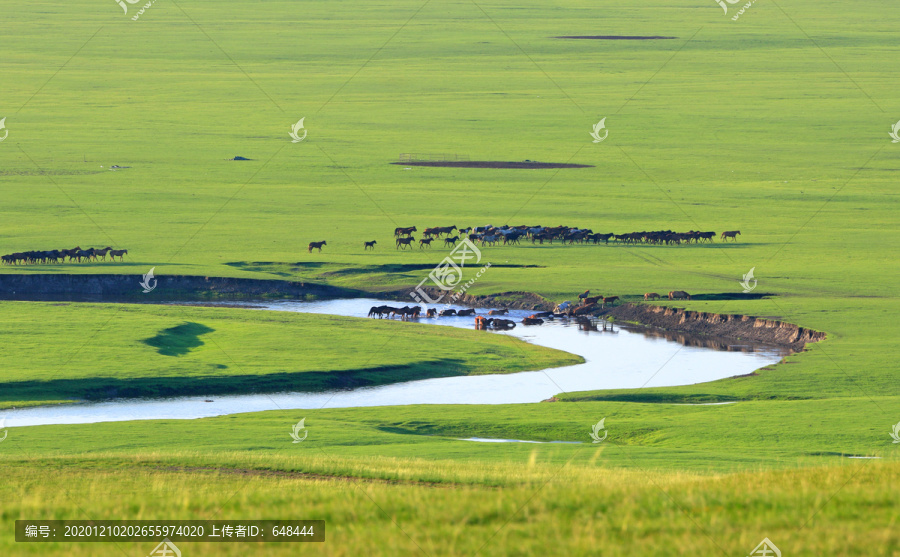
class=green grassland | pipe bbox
[2,0,900,554]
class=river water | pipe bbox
[3,299,786,427]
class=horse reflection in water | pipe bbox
[576,316,617,334]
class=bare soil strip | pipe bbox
[554,35,677,40]
[390,161,593,169]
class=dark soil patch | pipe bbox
[151,465,469,488]
[391,161,593,169]
[555,35,677,40]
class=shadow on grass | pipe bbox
[0,359,468,402]
[143,322,214,356]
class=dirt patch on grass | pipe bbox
[555,35,677,40]
[154,465,463,488]
[391,161,593,169]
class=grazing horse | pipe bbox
[396,237,415,249]
[644,292,660,300]
[109,249,127,261]
[308,241,327,253]
[488,308,508,316]
[457,308,476,316]
[93,247,113,261]
[394,226,417,237]
[721,230,741,241]
[668,290,691,300]
[443,236,459,247]
[364,240,377,250]
[602,296,619,306]
[76,249,96,262]
[419,238,433,249]
[522,317,543,325]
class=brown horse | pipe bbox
[394,226,417,237]
[602,296,619,306]
[475,316,493,330]
[644,292,660,300]
[396,237,415,249]
[364,240,377,250]
[721,230,741,241]
[426,308,437,318]
[308,241,327,253]
[668,290,691,300]
[419,238,433,249]
[574,303,599,316]
[457,308,476,316]
[581,295,602,306]
[109,249,128,261]
[488,308,509,316]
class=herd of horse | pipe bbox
[306,226,740,253]
[367,284,692,331]
[389,225,740,249]
[1,246,128,265]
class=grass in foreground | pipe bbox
[1,456,897,556]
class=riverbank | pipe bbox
[0,274,824,351]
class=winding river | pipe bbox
[3,299,787,427]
